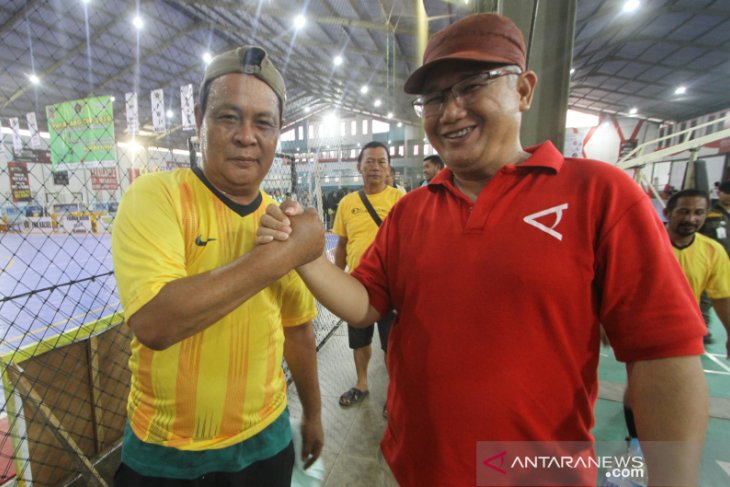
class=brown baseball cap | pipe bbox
[404,13,526,94]
[200,46,286,109]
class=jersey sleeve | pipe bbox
[275,270,317,327]
[596,194,705,362]
[111,174,187,320]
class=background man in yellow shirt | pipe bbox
[332,141,404,409]
[665,188,730,358]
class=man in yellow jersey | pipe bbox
[111,46,323,486]
[665,188,730,358]
[332,142,404,410]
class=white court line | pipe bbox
[705,352,730,375]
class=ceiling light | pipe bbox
[387,112,393,119]
[374,99,382,107]
[132,15,144,30]
[294,15,306,30]
[629,107,638,115]
[333,55,343,66]
[622,0,640,13]
[397,122,403,127]
[166,110,174,119]
[110,96,116,102]
[28,74,40,85]
[360,85,369,94]
[674,86,687,95]
[203,52,212,64]
[304,106,311,113]
[81,0,91,4]
[570,68,575,75]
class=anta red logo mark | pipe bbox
[482,450,508,474]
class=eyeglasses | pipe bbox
[411,66,523,118]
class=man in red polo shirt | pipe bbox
[257,13,707,487]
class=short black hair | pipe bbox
[357,141,391,166]
[719,180,730,194]
[665,188,709,212]
[423,154,444,169]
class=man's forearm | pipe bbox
[129,243,298,350]
[297,256,380,327]
[627,356,707,486]
[284,322,321,420]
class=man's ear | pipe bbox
[517,71,538,112]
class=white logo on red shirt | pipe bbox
[523,203,569,241]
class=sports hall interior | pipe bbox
[0,0,729,486]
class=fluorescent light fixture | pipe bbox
[203,52,212,64]
[374,99,382,107]
[294,15,306,30]
[622,0,640,13]
[387,112,393,119]
[397,122,403,127]
[304,106,311,113]
[110,96,116,102]
[629,107,638,115]
[360,85,369,94]
[166,110,174,118]
[333,55,343,66]
[570,68,575,75]
[133,15,144,30]
[674,85,687,95]
[28,74,40,85]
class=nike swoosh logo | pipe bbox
[195,235,217,246]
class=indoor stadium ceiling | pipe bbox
[0,0,728,150]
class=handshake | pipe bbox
[256,200,326,268]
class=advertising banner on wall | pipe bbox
[45,96,117,169]
[181,84,195,131]
[26,112,42,149]
[90,167,119,190]
[8,161,32,202]
[8,117,23,154]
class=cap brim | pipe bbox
[403,51,518,94]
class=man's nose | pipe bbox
[233,122,255,145]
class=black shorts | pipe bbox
[113,441,294,487]
[347,310,396,351]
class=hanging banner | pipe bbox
[26,112,42,149]
[9,117,23,155]
[8,161,32,202]
[563,127,589,158]
[45,96,117,169]
[125,92,139,136]
[181,84,195,131]
[12,148,52,164]
[151,89,166,134]
[90,167,119,190]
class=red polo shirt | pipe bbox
[351,141,705,486]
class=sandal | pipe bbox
[339,387,369,407]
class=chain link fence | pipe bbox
[0,3,337,485]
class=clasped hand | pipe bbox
[256,201,325,267]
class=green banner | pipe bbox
[46,96,117,169]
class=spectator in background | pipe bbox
[420,154,444,187]
[331,141,404,412]
[257,13,707,486]
[386,166,407,193]
[111,46,323,486]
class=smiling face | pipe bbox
[421,60,535,179]
[195,73,280,203]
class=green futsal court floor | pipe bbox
[594,312,730,486]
